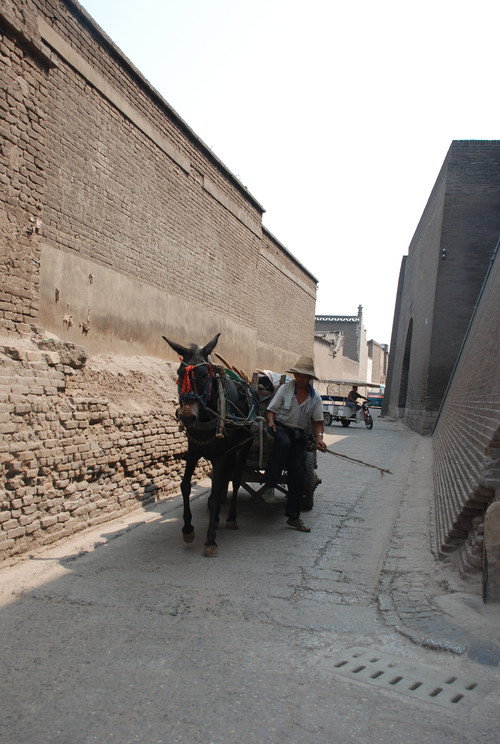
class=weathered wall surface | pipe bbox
[382,140,500,578]
[384,141,500,434]
[433,247,500,563]
[0,332,205,562]
[1,0,317,375]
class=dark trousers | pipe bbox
[264,423,306,519]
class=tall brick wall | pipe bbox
[384,141,500,434]
[0,0,53,332]
[433,246,500,559]
[1,0,317,374]
[256,228,317,372]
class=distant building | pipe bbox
[314,306,388,396]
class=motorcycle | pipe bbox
[323,398,373,430]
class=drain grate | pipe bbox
[329,647,493,710]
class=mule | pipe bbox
[163,333,258,556]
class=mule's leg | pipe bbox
[204,461,228,557]
[226,477,239,530]
[227,442,251,529]
[214,481,228,530]
[181,449,199,543]
[226,448,243,529]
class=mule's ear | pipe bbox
[163,336,188,358]
[202,333,220,358]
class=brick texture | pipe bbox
[1,1,317,373]
[433,247,500,558]
[0,333,208,561]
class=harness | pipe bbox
[177,362,260,445]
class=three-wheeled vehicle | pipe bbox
[322,395,374,429]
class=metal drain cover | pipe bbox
[328,647,493,710]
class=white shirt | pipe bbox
[267,380,323,431]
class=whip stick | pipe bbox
[323,447,392,476]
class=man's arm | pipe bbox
[266,410,277,432]
[313,419,327,452]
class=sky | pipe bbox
[78,0,500,345]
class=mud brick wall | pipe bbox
[433,248,500,558]
[0,335,204,561]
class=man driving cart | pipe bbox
[261,355,327,532]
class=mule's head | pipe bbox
[163,333,220,429]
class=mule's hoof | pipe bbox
[204,545,217,557]
[183,530,195,543]
[226,520,238,530]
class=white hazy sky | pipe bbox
[79,0,500,345]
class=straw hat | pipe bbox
[287,355,318,380]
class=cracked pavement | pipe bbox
[0,412,499,743]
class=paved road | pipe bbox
[0,412,499,743]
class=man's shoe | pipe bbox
[262,487,278,504]
[286,517,310,532]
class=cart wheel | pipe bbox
[341,419,351,427]
[323,411,332,427]
[302,451,315,511]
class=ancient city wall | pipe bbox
[384,141,500,434]
[433,246,500,563]
[1,0,317,373]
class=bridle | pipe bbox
[178,361,214,408]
